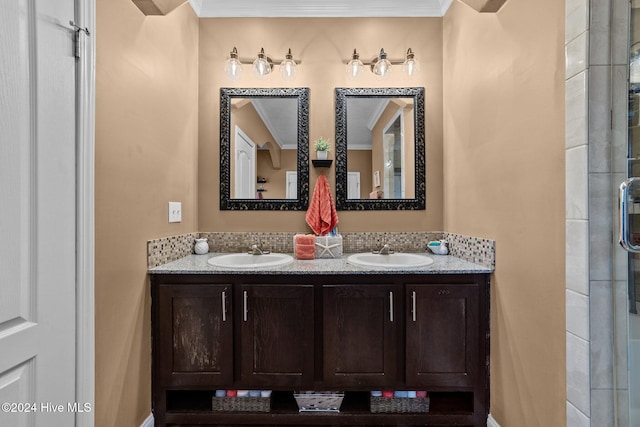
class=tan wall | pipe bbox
[256,149,297,198]
[443,1,565,426]
[231,101,277,150]
[95,1,199,426]
[198,18,444,231]
[347,150,373,198]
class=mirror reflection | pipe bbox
[220,88,309,211]
[346,97,415,200]
[230,98,298,199]
[335,88,425,210]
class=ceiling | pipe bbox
[188,0,453,17]
[251,98,298,150]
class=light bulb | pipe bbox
[372,48,391,80]
[224,47,242,81]
[402,48,419,77]
[253,48,272,79]
[279,48,298,81]
[346,49,364,80]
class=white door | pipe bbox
[286,171,297,199]
[347,172,361,199]
[234,127,256,198]
[0,1,78,426]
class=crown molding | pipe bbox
[189,0,453,17]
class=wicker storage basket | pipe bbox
[211,396,271,412]
[370,396,430,413]
[293,392,344,412]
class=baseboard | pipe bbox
[141,409,497,426]
[488,413,501,427]
[140,413,154,427]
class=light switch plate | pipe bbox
[168,201,182,223]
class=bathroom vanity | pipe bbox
[149,254,491,427]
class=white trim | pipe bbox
[234,126,257,198]
[439,0,454,15]
[285,170,297,199]
[75,0,96,426]
[187,0,203,15]
[487,413,502,427]
[140,413,155,427]
[191,0,452,17]
[366,99,389,131]
[252,99,283,149]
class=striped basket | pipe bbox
[211,396,271,412]
[370,396,430,413]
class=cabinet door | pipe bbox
[240,284,314,388]
[406,283,480,388]
[157,284,233,386]
[323,285,400,387]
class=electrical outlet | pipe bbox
[168,201,182,223]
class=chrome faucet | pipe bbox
[248,237,270,255]
[373,243,394,255]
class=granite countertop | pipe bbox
[148,252,493,275]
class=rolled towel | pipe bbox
[295,234,316,245]
[295,244,315,260]
[295,234,316,259]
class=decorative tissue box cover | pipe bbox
[314,235,343,259]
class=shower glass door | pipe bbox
[622,5,640,424]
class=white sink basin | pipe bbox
[207,253,294,269]
[347,252,434,269]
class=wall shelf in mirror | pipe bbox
[220,87,310,210]
[312,160,333,168]
[335,87,425,210]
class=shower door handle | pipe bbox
[619,178,640,253]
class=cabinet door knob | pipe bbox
[389,291,394,322]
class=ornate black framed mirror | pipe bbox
[220,87,309,210]
[335,87,426,210]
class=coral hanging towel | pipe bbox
[305,174,339,236]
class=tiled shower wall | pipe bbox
[565,0,630,425]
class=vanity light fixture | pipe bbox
[371,48,392,80]
[279,48,298,81]
[253,48,273,79]
[224,47,301,81]
[346,49,365,80]
[224,47,242,81]
[346,48,419,79]
[402,48,419,77]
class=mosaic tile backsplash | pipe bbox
[147,233,199,269]
[148,231,495,270]
[445,232,496,270]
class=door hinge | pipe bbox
[69,21,90,59]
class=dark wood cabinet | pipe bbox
[406,283,480,388]
[323,284,400,387]
[150,273,490,427]
[239,284,314,388]
[156,283,233,387]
